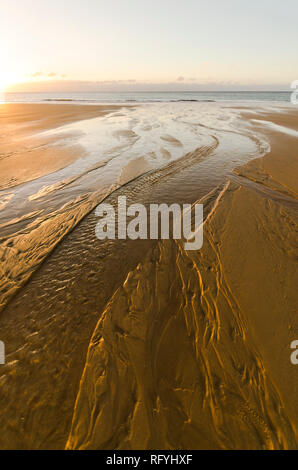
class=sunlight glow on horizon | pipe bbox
[1,0,298,92]
[0,72,22,92]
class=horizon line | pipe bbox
[5,89,291,94]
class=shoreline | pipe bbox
[0,103,122,190]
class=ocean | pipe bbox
[2,90,293,104]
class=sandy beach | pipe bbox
[0,102,297,449]
[0,103,120,190]
[66,113,298,450]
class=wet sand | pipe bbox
[67,184,298,450]
[0,103,297,449]
[0,103,120,190]
[66,116,298,449]
[0,101,261,312]
[235,110,298,198]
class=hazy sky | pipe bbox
[1,0,298,91]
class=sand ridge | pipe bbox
[66,181,298,450]
[65,108,298,450]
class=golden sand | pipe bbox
[66,182,297,449]
[0,103,119,190]
[0,104,297,449]
[66,110,298,450]
[235,110,298,198]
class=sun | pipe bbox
[0,72,21,92]
[0,73,21,102]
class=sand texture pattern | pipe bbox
[0,103,297,450]
[66,180,298,450]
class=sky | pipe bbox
[1,0,298,91]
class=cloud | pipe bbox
[30,72,67,79]
[177,76,185,82]
[101,79,136,84]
